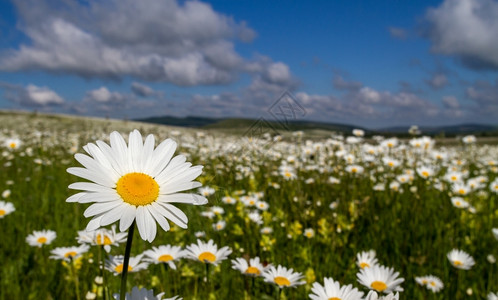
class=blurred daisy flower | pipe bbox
[66,130,207,242]
[357,265,404,293]
[142,245,185,270]
[5,138,22,150]
[356,250,378,269]
[77,225,127,252]
[50,245,90,262]
[309,277,364,300]
[450,197,469,209]
[447,249,475,270]
[415,275,443,293]
[113,286,181,300]
[231,256,269,277]
[185,239,232,266]
[26,229,57,247]
[0,201,15,218]
[105,254,148,276]
[364,291,399,300]
[262,265,305,288]
[304,228,315,238]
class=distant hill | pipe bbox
[136,115,498,136]
[379,124,498,136]
[136,115,222,127]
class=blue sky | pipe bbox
[0,0,497,128]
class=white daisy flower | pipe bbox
[415,275,443,293]
[113,286,181,300]
[26,229,57,247]
[364,291,399,300]
[50,245,90,262]
[66,130,207,242]
[231,257,270,277]
[357,265,404,293]
[309,277,364,300]
[77,225,127,253]
[185,239,232,266]
[356,250,378,269]
[262,265,305,288]
[142,245,185,270]
[0,200,15,218]
[105,254,149,276]
[450,197,469,209]
[447,249,475,270]
[488,292,498,300]
[304,228,315,238]
[5,138,22,150]
[213,220,226,231]
[493,228,498,240]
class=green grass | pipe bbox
[0,112,496,299]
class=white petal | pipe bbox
[158,193,207,205]
[86,215,104,231]
[66,192,87,203]
[99,205,126,227]
[69,182,113,193]
[149,203,171,232]
[119,204,136,232]
[78,191,121,203]
[149,139,177,177]
[144,207,157,242]
[136,206,148,241]
[159,166,203,188]
[128,130,143,171]
[67,167,115,187]
[84,201,122,217]
[140,134,155,173]
[154,155,186,183]
[110,131,129,173]
[162,181,202,194]
[155,203,188,228]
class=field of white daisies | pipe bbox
[0,111,497,300]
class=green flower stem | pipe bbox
[120,221,135,300]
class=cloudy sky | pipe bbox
[0,0,497,128]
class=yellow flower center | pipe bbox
[216,224,223,229]
[64,251,77,258]
[430,281,436,286]
[351,168,357,173]
[198,252,216,263]
[274,276,291,286]
[9,143,16,148]
[371,281,387,292]
[245,266,260,275]
[158,254,174,262]
[388,162,394,167]
[115,264,132,273]
[422,279,428,284]
[116,173,159,206]
[453,260,463,266]
[329,298,341,300]
[0,210,5,216]
[37,237,48,244]
[284,172,292,178]
[305,232,313,237]
[422,171,429,177]
[360,262,370,269]
[95,234,112,245]
[455,201,461,207]
[458,189,465,194]
[451,176,457,181]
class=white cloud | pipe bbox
[131,82,156,97]
[425,0,498,70]
[426,73,448,89]
[388,27,407,39]
[0,82,64,106]
[84,87,124,103]
[0,0,286,86]
[442,95,459,108]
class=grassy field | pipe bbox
[0,111,496,299]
